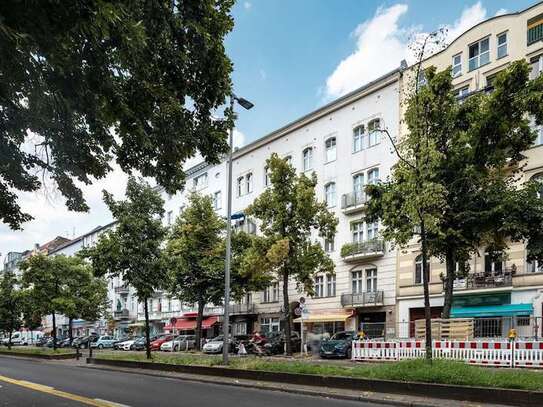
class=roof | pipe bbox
[47,220,117,255]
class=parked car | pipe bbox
[35,336,51,347]
[91,335,117,349]
[112,336,131,350]
[115,337,141,351]
[73,334,98,349]
[160,335,196,352]
[59,338,74,348]
[202,335,235,354]
[262,331,301,355]
[46,338,64,348]
[319,331,358,359]
[150,334,174,351]
[1,331,44,346]
[132,335,159,351]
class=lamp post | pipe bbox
[223,94,254,365]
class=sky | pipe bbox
[0,0,538,260]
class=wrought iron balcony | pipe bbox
[113,309,130,320]
[114,285,129,294]
[341,191,367,214]
[451,271,513,291]
[340,239,385,262]
[341,291,384,307]
[228,303,257,315]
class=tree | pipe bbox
[0,270,23,349]
[165,192,269,350]
[244,153,338,355]
[83,177,167,359]
[0,0,235,229]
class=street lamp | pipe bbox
[223,93,254,365]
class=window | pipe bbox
[314,276,324,298]
[264,166,270,187]
[417,71,427,88]
[352,270,364,294]
[353,173,364,201]
[324,182,336,207]
[303,147,313,171]
[367,222,379,240]
[193,173,208,189]
[263,282,279,303]
[246,172,253,194]
[352,222,364,243]
[530,55,543,80]
[324,237,335,253]
[366,268,377,292]
[260,317,280,333]
[414,254,430,285]
[284,155,293,166]
[367,168,379,185]
[237,176,244,197]
[166,210,173,226]
[353,125,365,153]
[484,250,504,275]
[533,174,543,199]
[497,32,507,59]
[452,54,462,77]
[326,274,336,297]
[468,37,490,71]
[454,86,470,99]
[527,15,543,45]
[325,137,337,162]
[213,191,222,210]
[535,125,543,147]
[367,119,381,147]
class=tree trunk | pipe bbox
[420,222,433,363]
[68,317,74,343]
[282,272,292,356]
[144,299,151,360]
[442,248,455,319]
[52,312,57,351]
[195,299,205,351]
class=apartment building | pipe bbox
[156,68,402,339]
[396,2,543,336]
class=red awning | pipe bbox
[164,316,219,331]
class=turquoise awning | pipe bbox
[451,303,533,318]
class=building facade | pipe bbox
[396,2,543,337]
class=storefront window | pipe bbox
[260,317,280,333]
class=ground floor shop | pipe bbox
[163,313,221,339]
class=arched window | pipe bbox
[302,147,313,171]
[353,125,365,153]
[415,254,430,285]
[367,119,381,147]
[325,137,337,162]
[324,182,336,207]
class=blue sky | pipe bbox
[0,0,539,258]
[227,0,536,146]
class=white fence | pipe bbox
[352,340,543,368]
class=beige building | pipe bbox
[396,1,543,337]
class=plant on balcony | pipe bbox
[340,243,357,258]
[244,153,338,355]
[82,177,167,359]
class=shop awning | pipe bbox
[293,312,353,324]
[450,303,533,318]
[165,316,219,331]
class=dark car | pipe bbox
[72,334,98,349]
[133,335,159,351]
[46,338,63,348]
[35,336,51,347]
[319,331,358,359]
[59,338,73,348]
[263,331,301,355]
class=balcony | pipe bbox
[340,240,385,263]
[341,291,384,307]
[114,285,129,294]
[228,303,256,315]
[341,191,366,214]
[451,271,513,291]
[528,19,543,46]
[113,309,130,320]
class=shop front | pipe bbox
[164,313,220,339]
[293,311,354,339]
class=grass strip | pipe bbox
[0,346,74,355]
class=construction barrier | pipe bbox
[352,340,543,368]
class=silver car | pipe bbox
[160,335,196,352]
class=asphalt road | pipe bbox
[0,356,385,407]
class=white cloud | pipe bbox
[324,2,488,99]
[233,129,246,149]
[495,8,508,17]
[244,2,252,10]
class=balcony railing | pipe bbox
[528,21,543,46]
[228,303,256,315]
[341,291,384,307]
[113,309,130,320]
[341,191,366,213]
[340,239,385,262]
[114,285,129,294]
[451,271,513,291]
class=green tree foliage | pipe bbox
[244,153,338,355]
[0,0,235,229]
[165,192,269,350]
[0,270,23,349]
[83,177,167,359]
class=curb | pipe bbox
[86,357,542,407]
[0,351,77,360]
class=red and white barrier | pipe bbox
[352,339,543,368]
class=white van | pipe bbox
[2,331,44,346]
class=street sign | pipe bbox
[170,317,177,325]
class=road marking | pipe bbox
[0,374,124,406]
